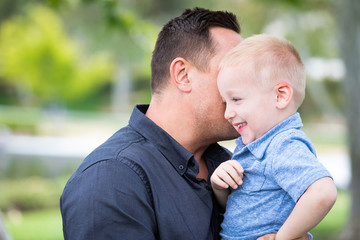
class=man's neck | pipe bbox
[146,97,210,179]
[195,155,209,181]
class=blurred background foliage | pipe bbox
[0,0,353,239]
[0,0,343,116]
[0,5,114,106]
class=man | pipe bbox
[60,7,278,240]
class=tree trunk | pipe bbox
[337,0,360,239]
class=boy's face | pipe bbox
[217,64,279,145]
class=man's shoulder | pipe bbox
[69,125,149,179]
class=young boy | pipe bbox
[211,34,337,240]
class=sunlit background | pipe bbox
[0,0,357,239]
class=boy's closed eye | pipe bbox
[232,97,242,102]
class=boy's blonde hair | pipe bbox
[220,34,306,108]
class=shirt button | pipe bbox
[178,165,184,170]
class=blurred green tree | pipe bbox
[0,5,114,106]
[48,0,160,111]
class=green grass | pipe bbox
[4,208,63,240]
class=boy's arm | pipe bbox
[276,177,337,240]
[210,160,244,208]
[257,233,309,240]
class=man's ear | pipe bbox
[275,82,293,109]
[169,57,192,93]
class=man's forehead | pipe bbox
[209,27,242,44]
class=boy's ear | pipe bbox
[275,82,293,109]
[169,57,192,93]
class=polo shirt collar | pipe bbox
[234,113,303,160]
[129,105,193,175]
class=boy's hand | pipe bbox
[210,160,244,190]
[292,235,311,240]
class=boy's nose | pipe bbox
[224,107,236,120]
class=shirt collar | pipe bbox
[129,105,194,175]
[129,105,231,175]
[234,113,303,160]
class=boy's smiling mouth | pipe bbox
[234,122,247,133]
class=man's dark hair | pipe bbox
[150,7,240,94]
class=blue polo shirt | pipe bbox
[60,105,231,240]
[221,113,331,240]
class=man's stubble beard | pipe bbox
[194,110,239,144]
